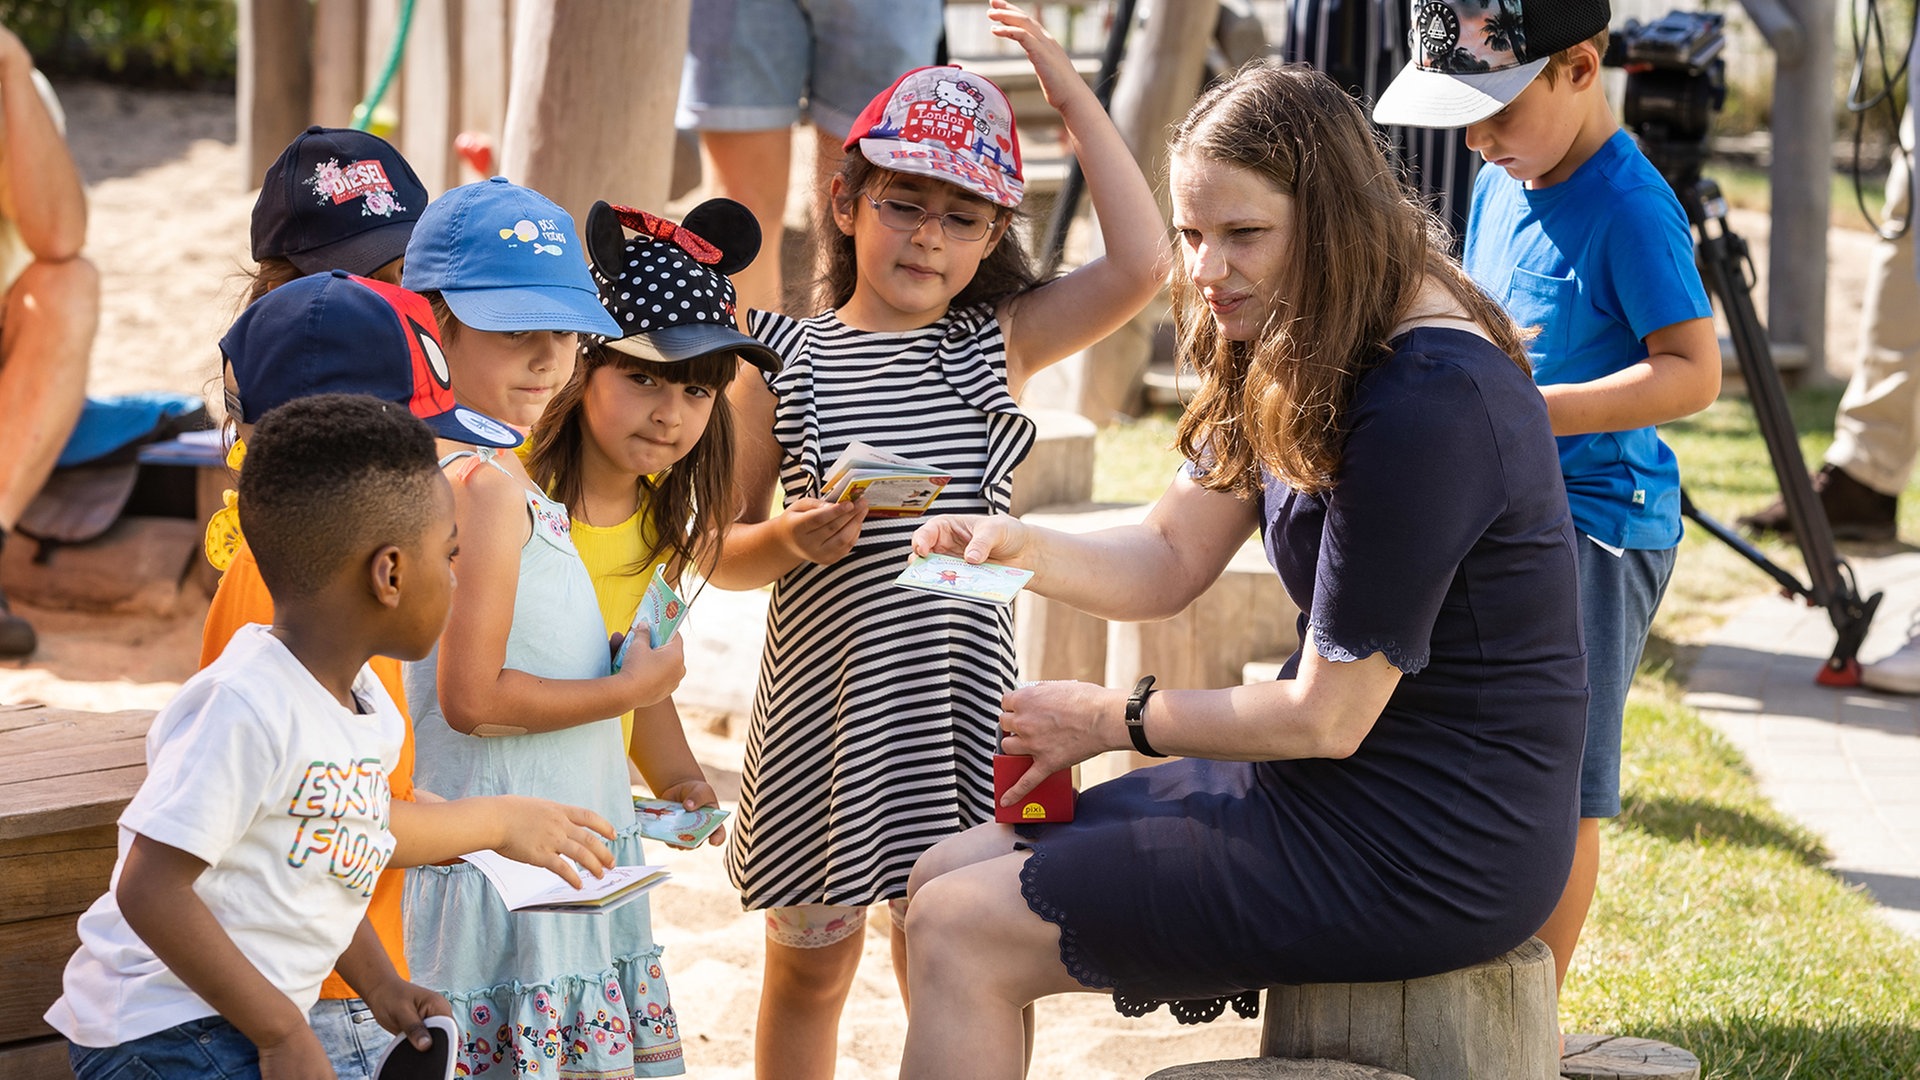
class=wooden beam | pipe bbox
[238,0,314,185]
[1767,0,1833,374]
[497,0,692,234]
[401,0,462,194]
[310,0,366,128]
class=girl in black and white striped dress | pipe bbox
[707,4,1164,1074]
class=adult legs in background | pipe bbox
[1742,107,1917,543]
[0,254,98,655]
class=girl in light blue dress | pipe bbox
[398,178,708,1078]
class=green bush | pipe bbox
[0,0,236,87]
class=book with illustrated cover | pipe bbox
[611,564,689,673]
[634,797,730,849]
[821,441,951,517]
[460,848,670,914]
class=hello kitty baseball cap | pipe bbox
[402,176,621,337]
[844,66,1026,208]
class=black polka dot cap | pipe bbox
[584,198,782,373]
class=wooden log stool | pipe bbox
[1259,937,1562,1080]
[1559,1034,1701,1079]
[0,704,154,1075]
[1149,1060,1415,1079]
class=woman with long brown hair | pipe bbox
[897,60,1586,1078]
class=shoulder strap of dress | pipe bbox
[437,445,512,484]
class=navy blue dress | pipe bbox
[1017,328,1588,1023]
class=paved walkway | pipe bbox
[1685,550,1920,939]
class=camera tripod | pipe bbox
[1673,176,1882,685]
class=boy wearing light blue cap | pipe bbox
[398,176,692,1077]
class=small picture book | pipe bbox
[821,441,952,517]
[460,848,670,914]
[634,797,731,850]
[894,553,1034,605]
[612,564,688,672]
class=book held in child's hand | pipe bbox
[460,848,670,914]
[611,564,689,673]
[821,441,952,517]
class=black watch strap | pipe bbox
[1125,675,1167,758]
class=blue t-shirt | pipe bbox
[1464,128,1712,549]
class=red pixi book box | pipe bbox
[993,754,1076,823]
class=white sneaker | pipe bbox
[1863,631,1920,694]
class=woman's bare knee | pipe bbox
[906,821,1019,902]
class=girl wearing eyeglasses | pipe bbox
[707,3,1163,1076]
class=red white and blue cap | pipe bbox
[222,270,523,449]
[401,176,622,337]
[1373,0,1612,128]
[844,65,1025,208]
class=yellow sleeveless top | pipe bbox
[570,504,671,755]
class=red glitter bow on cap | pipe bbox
[607,204,721,266]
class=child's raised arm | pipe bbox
[117,834,336,1079]
[988,0,1169,389]
[436,460,685,735]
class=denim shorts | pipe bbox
[1575,536,1676,818]
[70,1015,260,1080]
[678,0,945,138]
[310,996,396,1080]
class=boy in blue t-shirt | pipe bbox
[1376,0,1721,994]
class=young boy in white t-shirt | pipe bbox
[47,394,459,1079]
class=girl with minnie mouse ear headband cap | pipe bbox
[524,197,767,777]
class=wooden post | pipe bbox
[238,0,314,185]
[498,0,692,233]
[1008,408,1097,517]
[362,0,405,137]
[1150,1061,1414,1079]
[309,0,366,128]
[1262,938,1560,1080]
[457,0,515,184]
[401,0,463,194]
[1023,0,1216,423]
[1766,0,1834,375]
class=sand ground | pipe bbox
[1,80,1884,1077]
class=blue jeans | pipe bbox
[69,1015,259,1079]
[1574,536,1676,818]
[310,996,396,1080]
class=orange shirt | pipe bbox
[199,541,416,996]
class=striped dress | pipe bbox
[728,304,1036,911]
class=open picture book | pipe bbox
[460,848,670,915]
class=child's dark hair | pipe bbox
[816,154,1050,314]
[525,342,737,581]
[239,394,443,602]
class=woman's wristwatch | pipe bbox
[1125,675,1167,758]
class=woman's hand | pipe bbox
[996,680,1125,804]
[779,496,867,565]
[988,1,1093,119]
[362,975,454,1050]
[491,797,617,887]
[655,778,728,847]
[911,514,1035,568]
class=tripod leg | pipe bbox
[1688,181,1880,682]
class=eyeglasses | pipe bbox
[863,194,996,242]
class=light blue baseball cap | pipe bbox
[402,176,621,337]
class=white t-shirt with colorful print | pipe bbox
[46,623,404,1048]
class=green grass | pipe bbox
[1092,392,1920,1078]
[1708,161,1888,234]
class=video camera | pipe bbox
[1604,10,1728,187]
